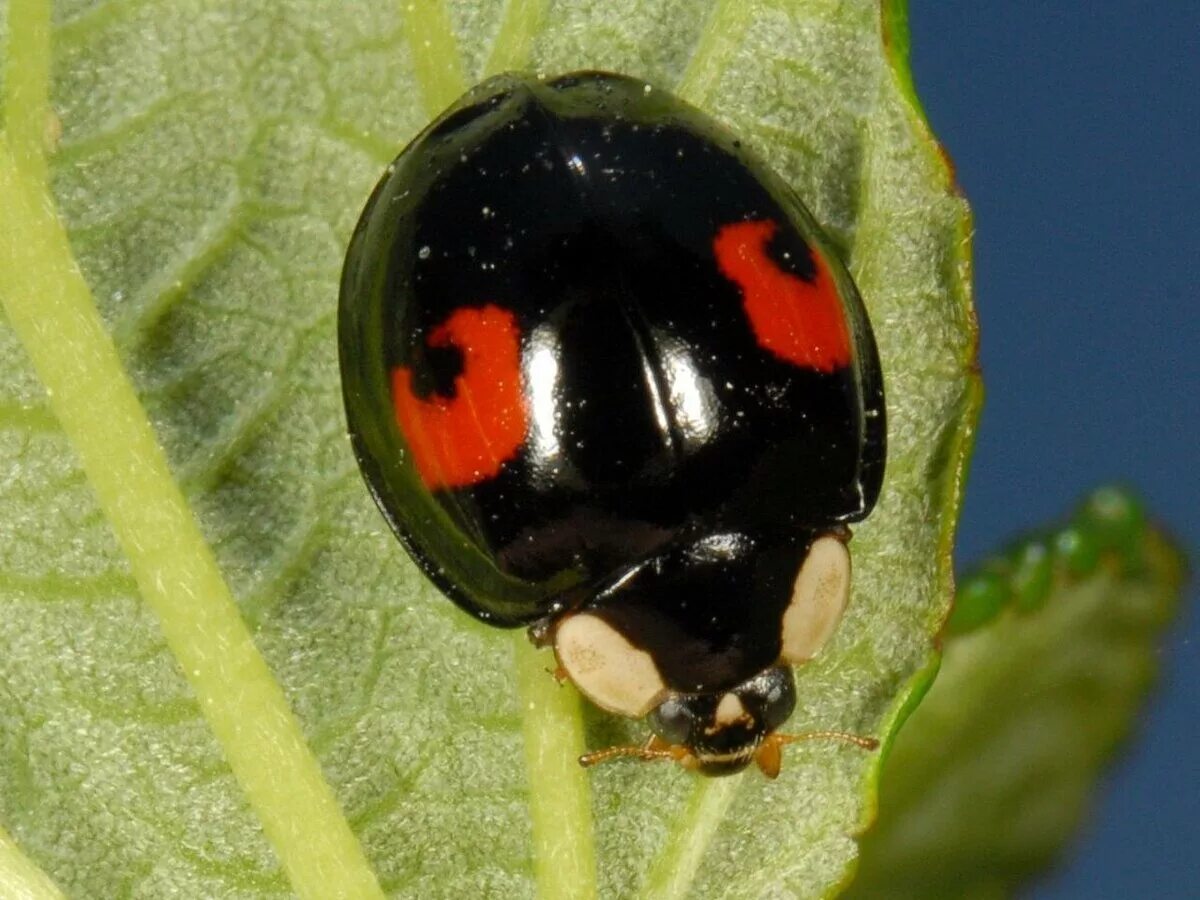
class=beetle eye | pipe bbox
[648,695,694,746]
[743,665,797,733]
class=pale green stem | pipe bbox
[514,639,598,900]
[3,6,385,896]
[675,0,753,106]
[0,825,65,900]
[0,133,384,900]
[400,0,469,113]
[484,0,548,75]
[3,0,52,188]
[639,776,741,900]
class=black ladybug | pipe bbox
[339,71,885,777]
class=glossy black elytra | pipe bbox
[339,71,886,777]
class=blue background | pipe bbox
[909,4,1199,897]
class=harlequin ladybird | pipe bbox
[339,71,886,777]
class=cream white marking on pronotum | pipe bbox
[554,613,668,717]
[780,535,851,663]
[713,692,750,727]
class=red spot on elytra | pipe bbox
[713,220,852,373]
[392,305,527,489]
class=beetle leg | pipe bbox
[527,617,556,647]
[827,523,853,543]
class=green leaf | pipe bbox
[847,488,1187,900]
[0,1,976,897]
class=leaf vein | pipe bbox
[484,0,548,76]
[675,0,754,106]
[0,3,387,892]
